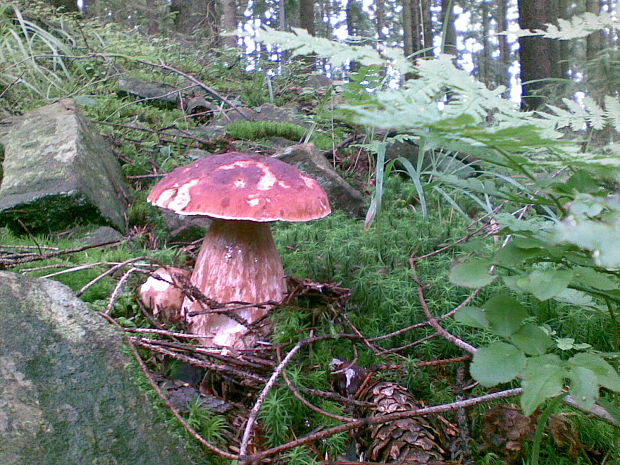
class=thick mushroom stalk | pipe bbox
[147,152,331,350]
[184,219,285,347]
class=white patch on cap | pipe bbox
[154,188,176,207]
[219,160,253,170]
[166,179,199,211]
[257,165,277,191]
[246,193,260,207]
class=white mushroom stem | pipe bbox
[182,219,286,348]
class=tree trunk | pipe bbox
[299,0,316,69]
[402,0,415,58]
[170,0,217,37]
[279,0,287,31]
[346,0,356,37]
[586,0,602,62]
[221,0,237,47]
[299,0,315,36]
[517,0,557,110]
[375,0,385,42]
[440,0,457,56]
[496,0,511,89]
[421,0,433,56]
[145,0,160,35]
[479,0,490,84]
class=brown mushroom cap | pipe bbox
[147,152,331,222]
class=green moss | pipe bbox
[226,121,306,141]
[225,121,336,150]
[0,193,122,234]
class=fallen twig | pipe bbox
[0,239,124,267]
[76,256,150,297]
[99,313,239,460]
[245,388,524,463]
[238,340,304,463]
[277,346,355,423]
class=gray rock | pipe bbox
[0,271,201,465]
[161,209,212,242]
[274,144,366,217]
[80,226,124,246]
[215,103,309,127]
[185,148,213,160]
[118,77,180,106]
[305,74,333,90]
[0,99,130,233]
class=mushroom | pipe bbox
[140,267,191,323]
[147,152,331,348]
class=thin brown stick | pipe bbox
[105,267,143,314]
[238,340,304,463]
[76,256,149,297]
[410,257,478,354]
[245,388,524,463]
[131,337,269,384]
[98,313,238,459]
[376,333,439,355]
[134,58,250,121]
[277,346,355,423]
[0,239,124,267]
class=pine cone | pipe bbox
[363,382,446,464]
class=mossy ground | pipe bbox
[1,9,618,462]
[4,178,617,463]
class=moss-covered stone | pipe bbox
[0,99,130,234]
[0,271,201,465]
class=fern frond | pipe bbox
[544,96,620,132]
[252,26,413,75]
[604,96,620,131]
[510,11,620,40]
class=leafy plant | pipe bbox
[0,4,86,108]
[186,401,229,445]
[255,18,620,421]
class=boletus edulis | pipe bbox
[147,152,331,349]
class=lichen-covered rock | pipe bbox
[118,77,181,106]
[0,99,130,233]
[275,143,366,217]
[0,271,200,465]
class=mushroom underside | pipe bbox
[182,219,286,348]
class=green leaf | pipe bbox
[555,220,620,269]
[568,353,620,391]
[495,214,550,234]
[493,243,543,266]
[568,367,598,411]
[510,324,554,356]
[564,170,601,194]
[572,267,618,291]
[557,338,578,350]
[470,342,526,387]
[454,306,489,329]
[484,294,528,338]
[449,260,496,288]
[516,269,573,301]
[521,354,565,415]
[511,237,547,249]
